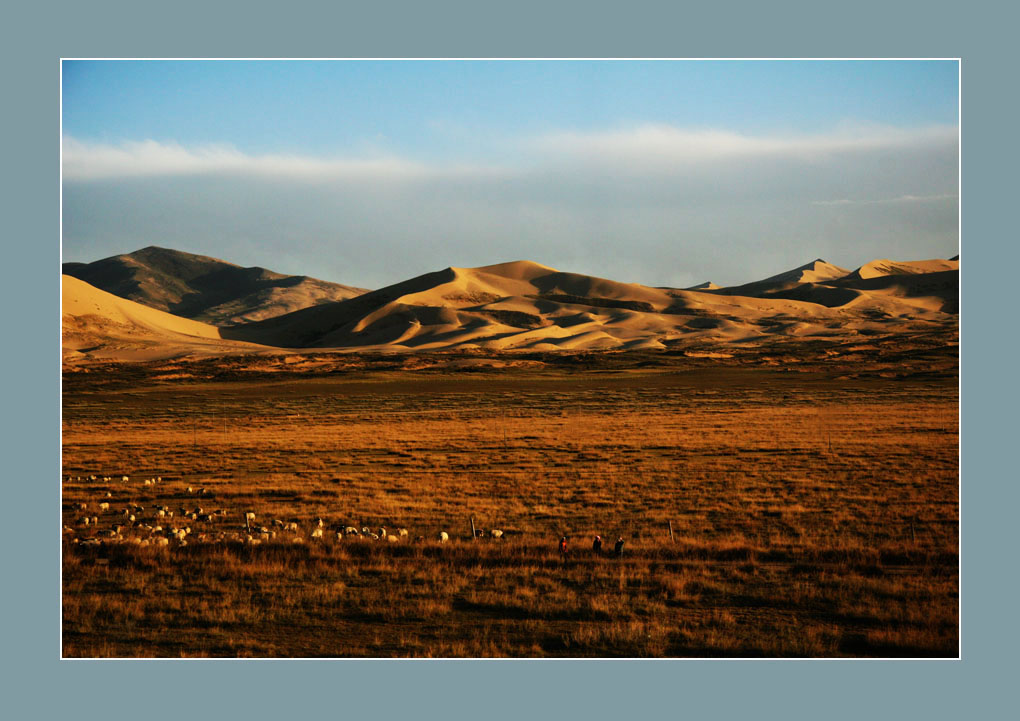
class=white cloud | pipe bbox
[529,124,958,168]
[61,137,446,182]
[812,193,957,206]
[61,124,959,288]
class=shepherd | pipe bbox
[592,535,603,555]
[559,536,568,557]
[614,536,624,557]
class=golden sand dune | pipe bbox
[219,257,957,354]
[63,254,959,360]
[62,275,271,361]
[848,258,959,280]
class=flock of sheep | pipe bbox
[63,473,504,548]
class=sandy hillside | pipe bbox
[222,257,958,353]
[62,275,270,362]
[844,258,959,280]
[63,246,367,326]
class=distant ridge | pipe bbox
[62,246,368,326]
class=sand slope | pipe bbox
[221,257,958,353]
[63,246,367,326]
[63,275,272,361]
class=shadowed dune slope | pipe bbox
[221,258,958,352]
[62,246,367,326]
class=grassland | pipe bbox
[62,355,958,657]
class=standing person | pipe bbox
[592,535,602,555]
[614,536,624,557]
[559,536,568,557]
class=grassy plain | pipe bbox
[62,352,958,657]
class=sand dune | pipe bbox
[711,259,851,297]
[845,257,959,280]
[63,246,367,326]
[63,252,959,360]
[62,275,272,361]
[218,257,957,354]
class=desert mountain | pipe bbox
[219,257,958,353]
[62,275,269,362]
[62,246,368,326]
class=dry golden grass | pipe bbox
[62,363,958,657]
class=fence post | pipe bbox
[470,516,476,540]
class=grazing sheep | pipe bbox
[344,526,360,536]
[335,532,344,542]
[244,512,256,530]
[311,528,324,539]
[272,519,285,528]
[490,529,503,539]
[361,526,371,535]
[156,509,166,518]
[77,503,88,511]
[397,528,409,538]
[187,487,194,493]
[367,533,380,541]
[386,534,399,543]
[155,537,169,547]
[316,518,324,528]
[143,479,153,486]
[286,522,299,532]
[121,476,129,482]
[90,516,98,525]
[291,537,304,544]
[438,531,449,543]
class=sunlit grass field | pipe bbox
[62,365,958,657]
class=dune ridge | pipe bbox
[64,253,959,361]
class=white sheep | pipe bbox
[311,528,324,539]
[398,528,409,538]
[386,534,399,543]
[121,475,129,482]
[344,526,359,536]
[490,529,503,539]
[286,522,299,532]
[438,531,449,542]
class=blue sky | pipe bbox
[62,60,959,288]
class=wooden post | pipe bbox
[910,518,916,543]
[470,516,476,540]
[668,520,674,543]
